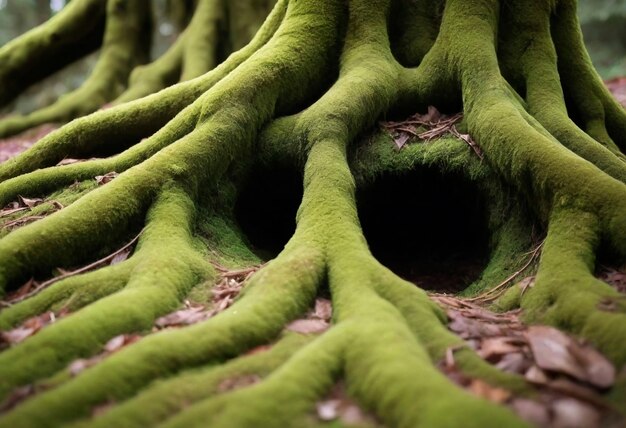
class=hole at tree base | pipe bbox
[234,164,303,260]
[357,167,490,293]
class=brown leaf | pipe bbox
[68,358,96,376]
[494,352,530,374]
[18,196,44,209]
[393,133,410,149]
[286,319,329,334]
[217,374,260,392]
[524,365,549,384]
[95,172,118,185]
[511,398,550,427]
[468,379,511,403]
[5,278,36,301]
[155,306,211,328]
[109,248,131,265]
[526,326,615,388]
[317,399,341,421]
[552,398,601,428]
[478,337,522,360]
[313,298,332,321]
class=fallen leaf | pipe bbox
[526,326,615,388]
[18,196,44,209]
[468,379,511,403]
[317,400,341,421]
[155,306,211,328]
[218,374,260,392]
[478,337,522,360]
[95,172,118,185]
[313,298,332,321]
[524,365,548,384]
[511,398,550,427]
[552,398,601,428]
[493,352,530,374]
[286,319,329,334]
[109,248,131,265]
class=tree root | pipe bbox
[1,0,625,426]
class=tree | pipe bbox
[0,0,625,426]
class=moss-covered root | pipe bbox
[113,0,225,105]
[0,0,106,107]
[0,260,136,331]
[0,184,212,397]
[437,0,626,361]
[299,136,525,427]
[70,333,314,428]
[498,0,626,183]
[521,208,626,364]
[0,0,288,181]
[550,0,626,153]
[0,241,325,427]
[0,0,151,139]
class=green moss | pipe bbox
[0,0,151,138]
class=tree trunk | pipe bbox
[0,0,625,427]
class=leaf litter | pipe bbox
[0,308,70,349]
[0,229,143,307]
[154,263,263,329]
[381,106,484,159]
[0,196,63,231]
[431,294,623,428]
[315,382,381,426]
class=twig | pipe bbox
[466,240,544,303]
[7,229,144,305]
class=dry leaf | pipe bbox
[495,352,529,374]
[18,196,44,209]
[109,248,131,265]
[317,400,340,421]
[552,398,601,428]
[155,306,210,328]
[95,172,118,185]
[468,379,511,403]
[478,337,522,360]
[218,375,260,392]
[511,398,550,427]
[526,326,615,388]
[313,298,332,321]
[525,365,549,384]
[286,319,329,334]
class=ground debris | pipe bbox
[0,196,63,231]
[315,382,380,426]
[0,309,69,349]
[217,374,261,393]
[1,229,143,306]
[95,171,118,185]
[597,266,626,294]
[154,263,263,329]
[286,298,332,334]
[0,124,58,163]
[431,294,621,428]
[68,334,141,377]
[606,77,626,107]
[380,106,483,158]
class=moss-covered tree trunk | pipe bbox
[0,0,625,427]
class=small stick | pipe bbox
[8,229,144,304]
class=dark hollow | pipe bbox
[234,164,303,259]
[357,167,490,293]
[235,164,490,293]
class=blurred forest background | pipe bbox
[0,0,625,115]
